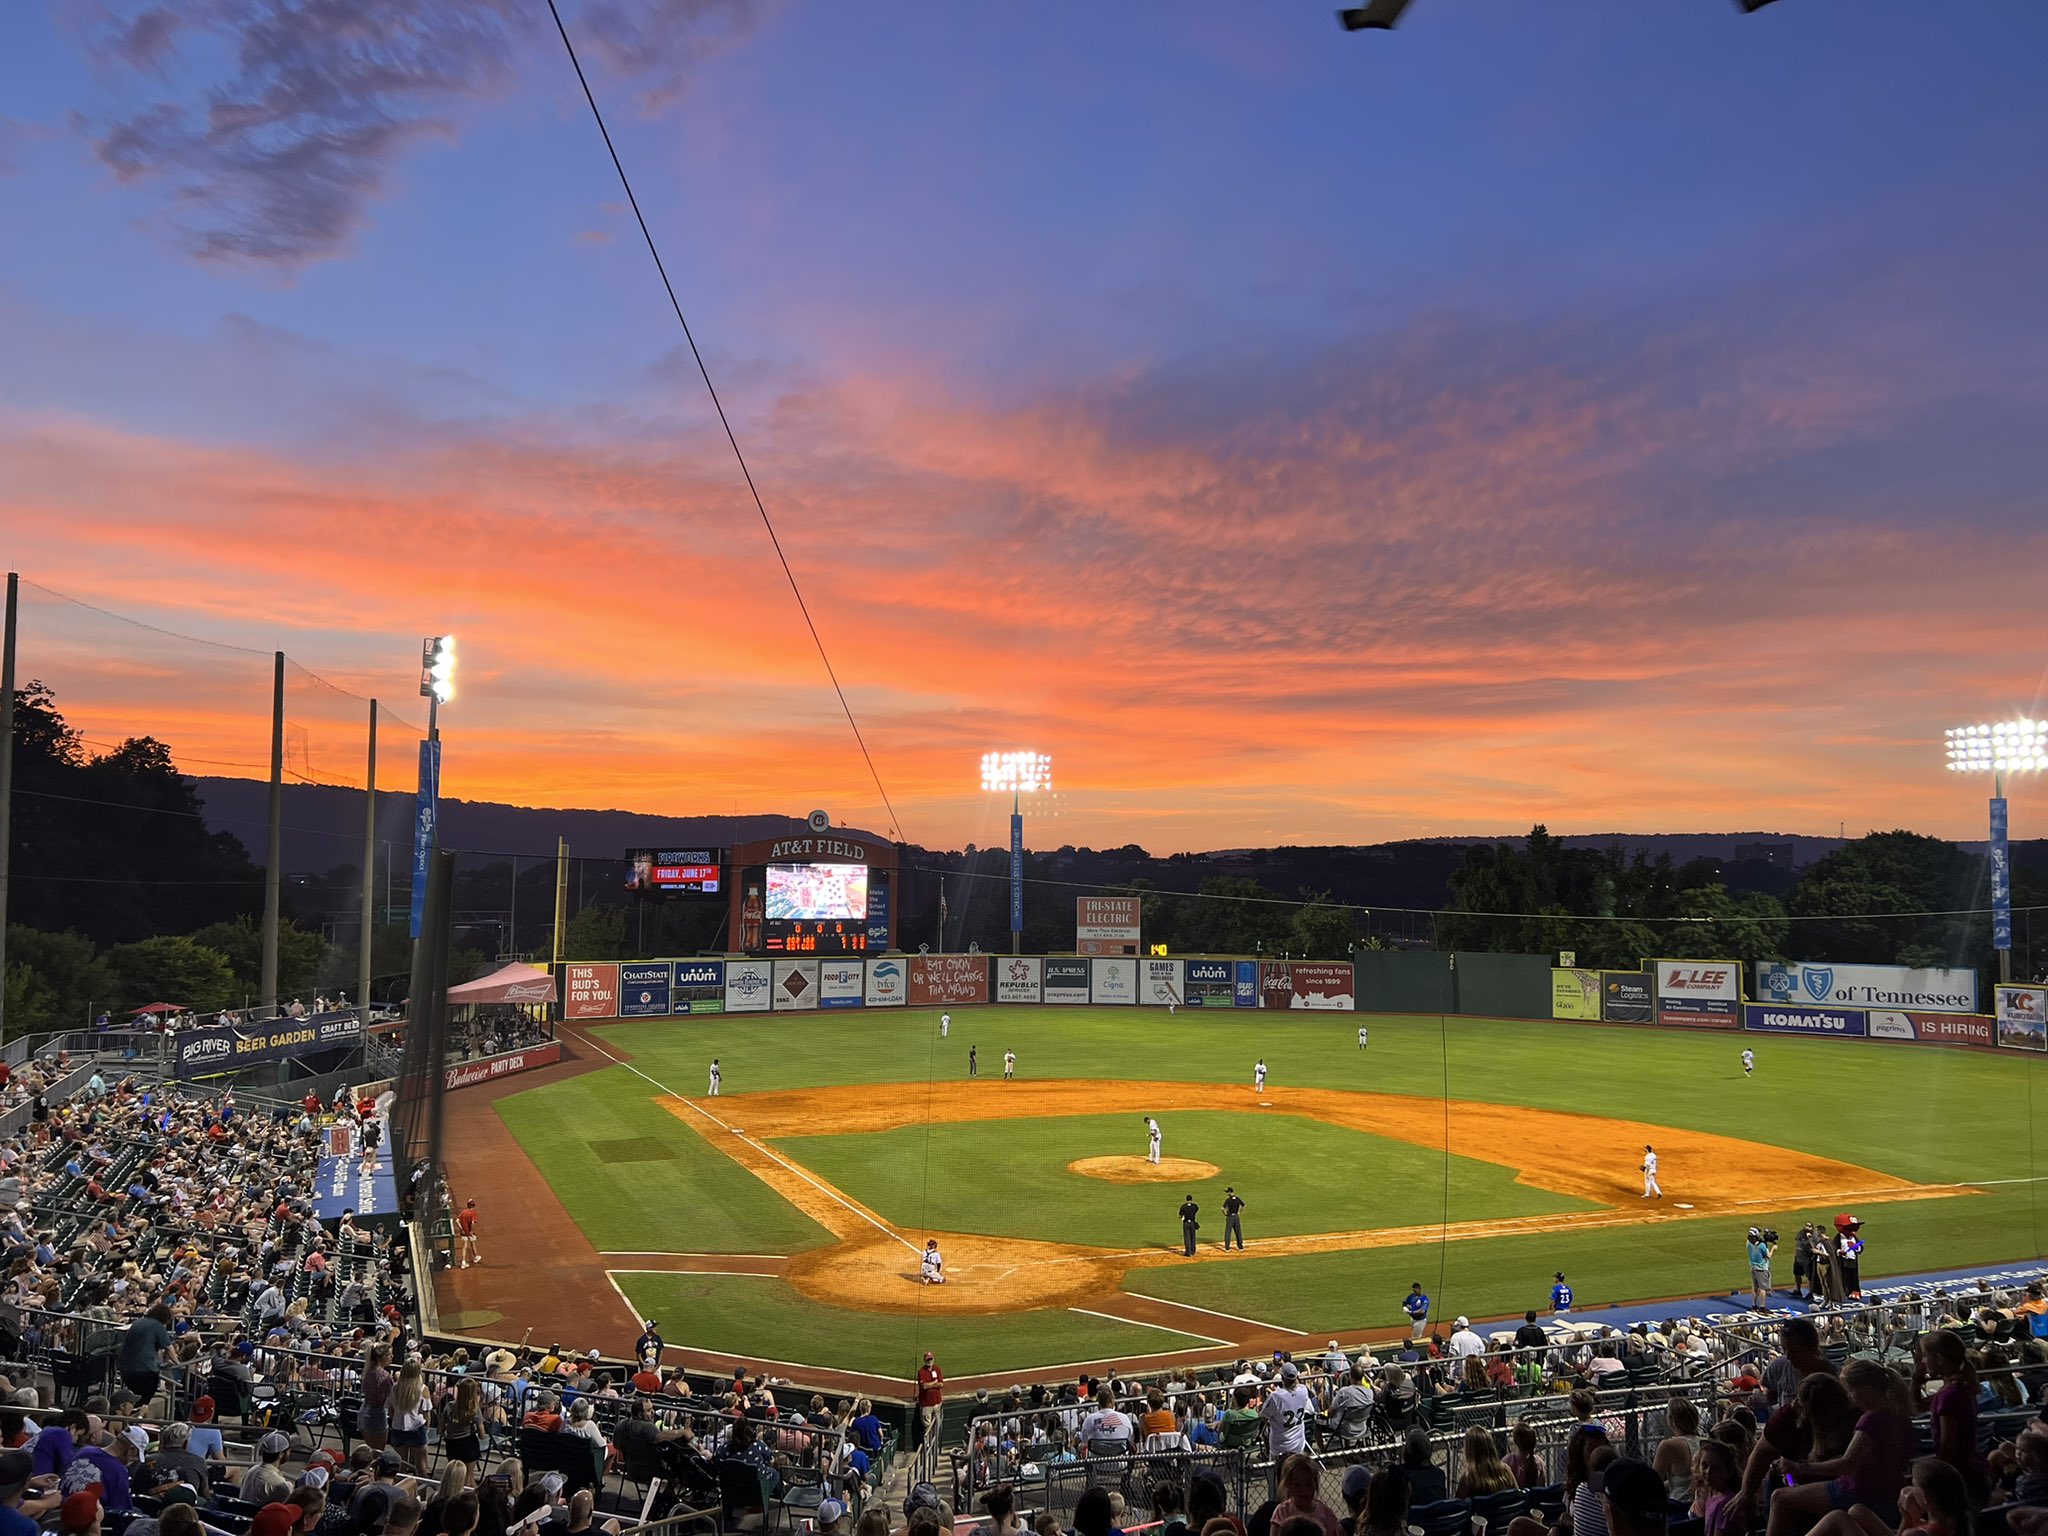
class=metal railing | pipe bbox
[947,1446,1251,1530]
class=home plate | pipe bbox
[1674,1202,1695,1209]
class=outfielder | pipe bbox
[1253,1058,1268,1092]
[1002,1050,1016,1080]
[1358,1026,1369,1050]
[1641,1143,1662,1198]
[921,1239,946,1285]
[707,1058,721,1097]
[1741,1047,1755,1077]
[1145,1116,1162,1164]
[968,1044,977,1077]
[941,1012,950,1037]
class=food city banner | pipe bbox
[1076,897,1141,956]
[173,1012,363,1078]
[994,956,1043,1004]
[1867,1010,1996,1047]
[1551,968,1602,1021]
[1287,962,1356,1011]
[818,960,865,1009]
[1141,958,1185,1006]
[772,959,820,1011]
[1653,959,1741,1029]
[670,960,725,1015]
[863,956,907,1007]
[1755,961,1978,1014]
[910,955,990,1006]
[1090,955,1137,1005]
[1602,971,1654,1024]
[562,963,620,1020]
[724,958,774,1014]
[1995,985,2047,1051]
[617,963,671,1018]
[1044,958,1090,1005]
[1742,1004,1865,1038]
[1185,960,1234,1007]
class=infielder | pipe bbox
[1222,1186,1245,1250]
[1253,1058,1268,1092]
[1002,1050,1016,1080]
[1641,1143,1662,1198]
[707,1058,721,1097]
[941,1012,950,1037]
[1741,1047,1755,1077]
[1145,1116,1162,1164]
[921,1239,946,1285]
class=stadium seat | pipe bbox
[1527,1485,1566,1522]
[717,1458,772,1532]
[1407,1498,1472,1536]
[1469,1490,1529,1532]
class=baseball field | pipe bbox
[437,1008,2048,1387]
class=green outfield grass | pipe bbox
[770,1111,1596,1248]
[491,1006,2048,1377]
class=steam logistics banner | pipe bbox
[1551,968,1602,1021]
[1602,971,1653,1024]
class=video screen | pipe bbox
[766,862,868,921]
[625,849,722,894]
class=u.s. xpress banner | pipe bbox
[175,1012,364,1078]
[1755,961,1978,1014]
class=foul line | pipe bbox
[601,1251,788,1259]
[572,1028,919,1256]
[1120,1295,1291,1333]
[1069,1306,1229,1347]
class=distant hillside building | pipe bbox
[1734,839,1799,868]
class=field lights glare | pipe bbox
[421,634,457,705]
[1944,719,2048,773]
[980,750,1052,795]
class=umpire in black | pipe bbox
[1178,1195,1200,1256]
[1222,1187,1245,1250]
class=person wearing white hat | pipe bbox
[816,1498,848,1534]
[1448,1317,1485,1358]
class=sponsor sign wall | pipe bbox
[1090,956,1137,1005]
[1602,971,1654,1024]
[444,1041,564,1089]
[1288,962,1356,1011]
[1076,897,1142,956]
[910,955,990,1006]
[818,961,864,1009]
[1551,968,1602,1021]
[1996,986,2047,1051]
[174,1012,364,1078]
[864,957,907,1007]
[772,959,820,1011]
[1260,962,1293,1009]
[1653,960,1741,1029]
[1185,960,1234,1007]
[1233,960,1259,1008]
[1044,958,1090,1005]
[1756,961,1978,1014]
[1743,1004,1865,1038]
[618,963,672,1018]
[1867,1011,1996,1047]
[725,958,774,1013]
[1141,958,1185,1006]
[995,956,1043,1004]
[671,960,725,1015]
[563,963,620,1020]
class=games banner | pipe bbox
[671,959,725,1015]
[1141,958,1185,1006]
[1756,961,1978,1014]
[1602,970,1653,1024]
[1185,959,1234,1007]
[1044,958,1090,1005]
[1743,1004,1865,1037]
[1288,962,1355,1011]
[724,958,774,1013]
[1076,897,1141,956]
[1233,960,1259,1008]
[863,957,907,1007]
[173,1012,363,1078]
[818,960,864,1009]
[1995,985,2047,1051]
[1867,1010,1996,1047]
[618,963,672,1017]
[995,956,1042,1004]
[910,955,990,1006]
[1551,968,1602,1021]
[772,959,821,1011]
[1090,955,1137,1005]
[562,963,619,1020]
[1653,959,1741,1029]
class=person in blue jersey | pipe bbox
[1403,1283,1430,1340]
[1552,1272,1574,1317]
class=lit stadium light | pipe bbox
[1944,720,2048,774]
[980,751,1053,795]
[420,635,457,705]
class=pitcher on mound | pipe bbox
[1145,1116,1163,1164]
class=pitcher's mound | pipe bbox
[1069,1155,1221,1184]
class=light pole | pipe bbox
[410,636,456,939]
[1945,719,2047,985]
[980,751,1052,956]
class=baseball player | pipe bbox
[1002,1050,1016,1080]
[1145,1116,1163,1165]
[1358,1026,1369,1050]
[1550,1270,1573,1315]
[707,1058,721,1097]
[1222,1186,1245,1250]
[1741,1047,1755,1077]
[968,1045,977,1078]
[921,1239,946,1285]
[1641,1143,1662,1199]
[1253,1058,1268,1092]
[941,1012,950,1038]
[455,1199,481,1269]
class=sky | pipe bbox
[3,0,2047,854]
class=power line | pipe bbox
[542,0,908,850]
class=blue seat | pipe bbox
[1527,1485,1566,1523]
[1470,1490,1529,1531]
[1409,1499,1473,1536]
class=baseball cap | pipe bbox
[818,1499,847,1526]
[259,1431,291,1457]
[302,1466,331,1489]
[1279,1362,1299,1382]
[122,1426,150,1452]
[250,1503,298,1536]
[0,1450,33,1500]
[1455,1316,1469,1328]
[904,1482,942,1518]
[157,1485,199,1508]
[376,1449,403,1471]
[1601,1459,1670,1526]
[59,1491,102,1533]
[1341,1466,1374,1504]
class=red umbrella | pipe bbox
[128,1002,183,1015]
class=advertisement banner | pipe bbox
[910,955,990,1006]
[563,963,620,1020]
[1602,971,1653,1024]
[618,963,672,1018]
[1867,1010,1996,1047]
[1076,897,1142,956]
[1551,968,1603,1021]
[1743,1004,1866,1037]
[995,956,1042,1004]
[1044,958,1090,1006]
[863,957,907,1008]
[1289,962,1356,1011]
[443,1041,564,1090]
[1755,961,1978,1014]
[174,1012,365,1078]
[1185,959,1233,1007]
[1993,796,2013,952]
[1010,813,1025,937]
[725,958,774,1014]
[1653,959,1741,1029]
[772,959,820,1011]
[866,877,892,956]
[1234,960,1259,1008]
[1090,955,1138,1005]
[313,1152,401,1223]
[1995,986,2047,1051]
[1141,958,1185,1006]
[1260,962,1293,1009]
[669,959,726,1015]
[408,737,440,939]
[818,960,864,1009]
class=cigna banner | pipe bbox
[1756,961,1978,1014]
[1090,956,1137,1005]
[1653,960,1741,1029]
[175,1012,363,1078]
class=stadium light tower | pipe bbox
[1945,718,2047,984]
[410,636,456,938]
[981,751,1052,956]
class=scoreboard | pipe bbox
[764,920,869,956]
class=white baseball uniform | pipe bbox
[1003,1051,1016,1079]
[940,1013,950,1037]
[1642,1148,1661,1198]
[1146,1118,1162,1164]
[1254,1060,1267,1091]
[708,1063,721,1096]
